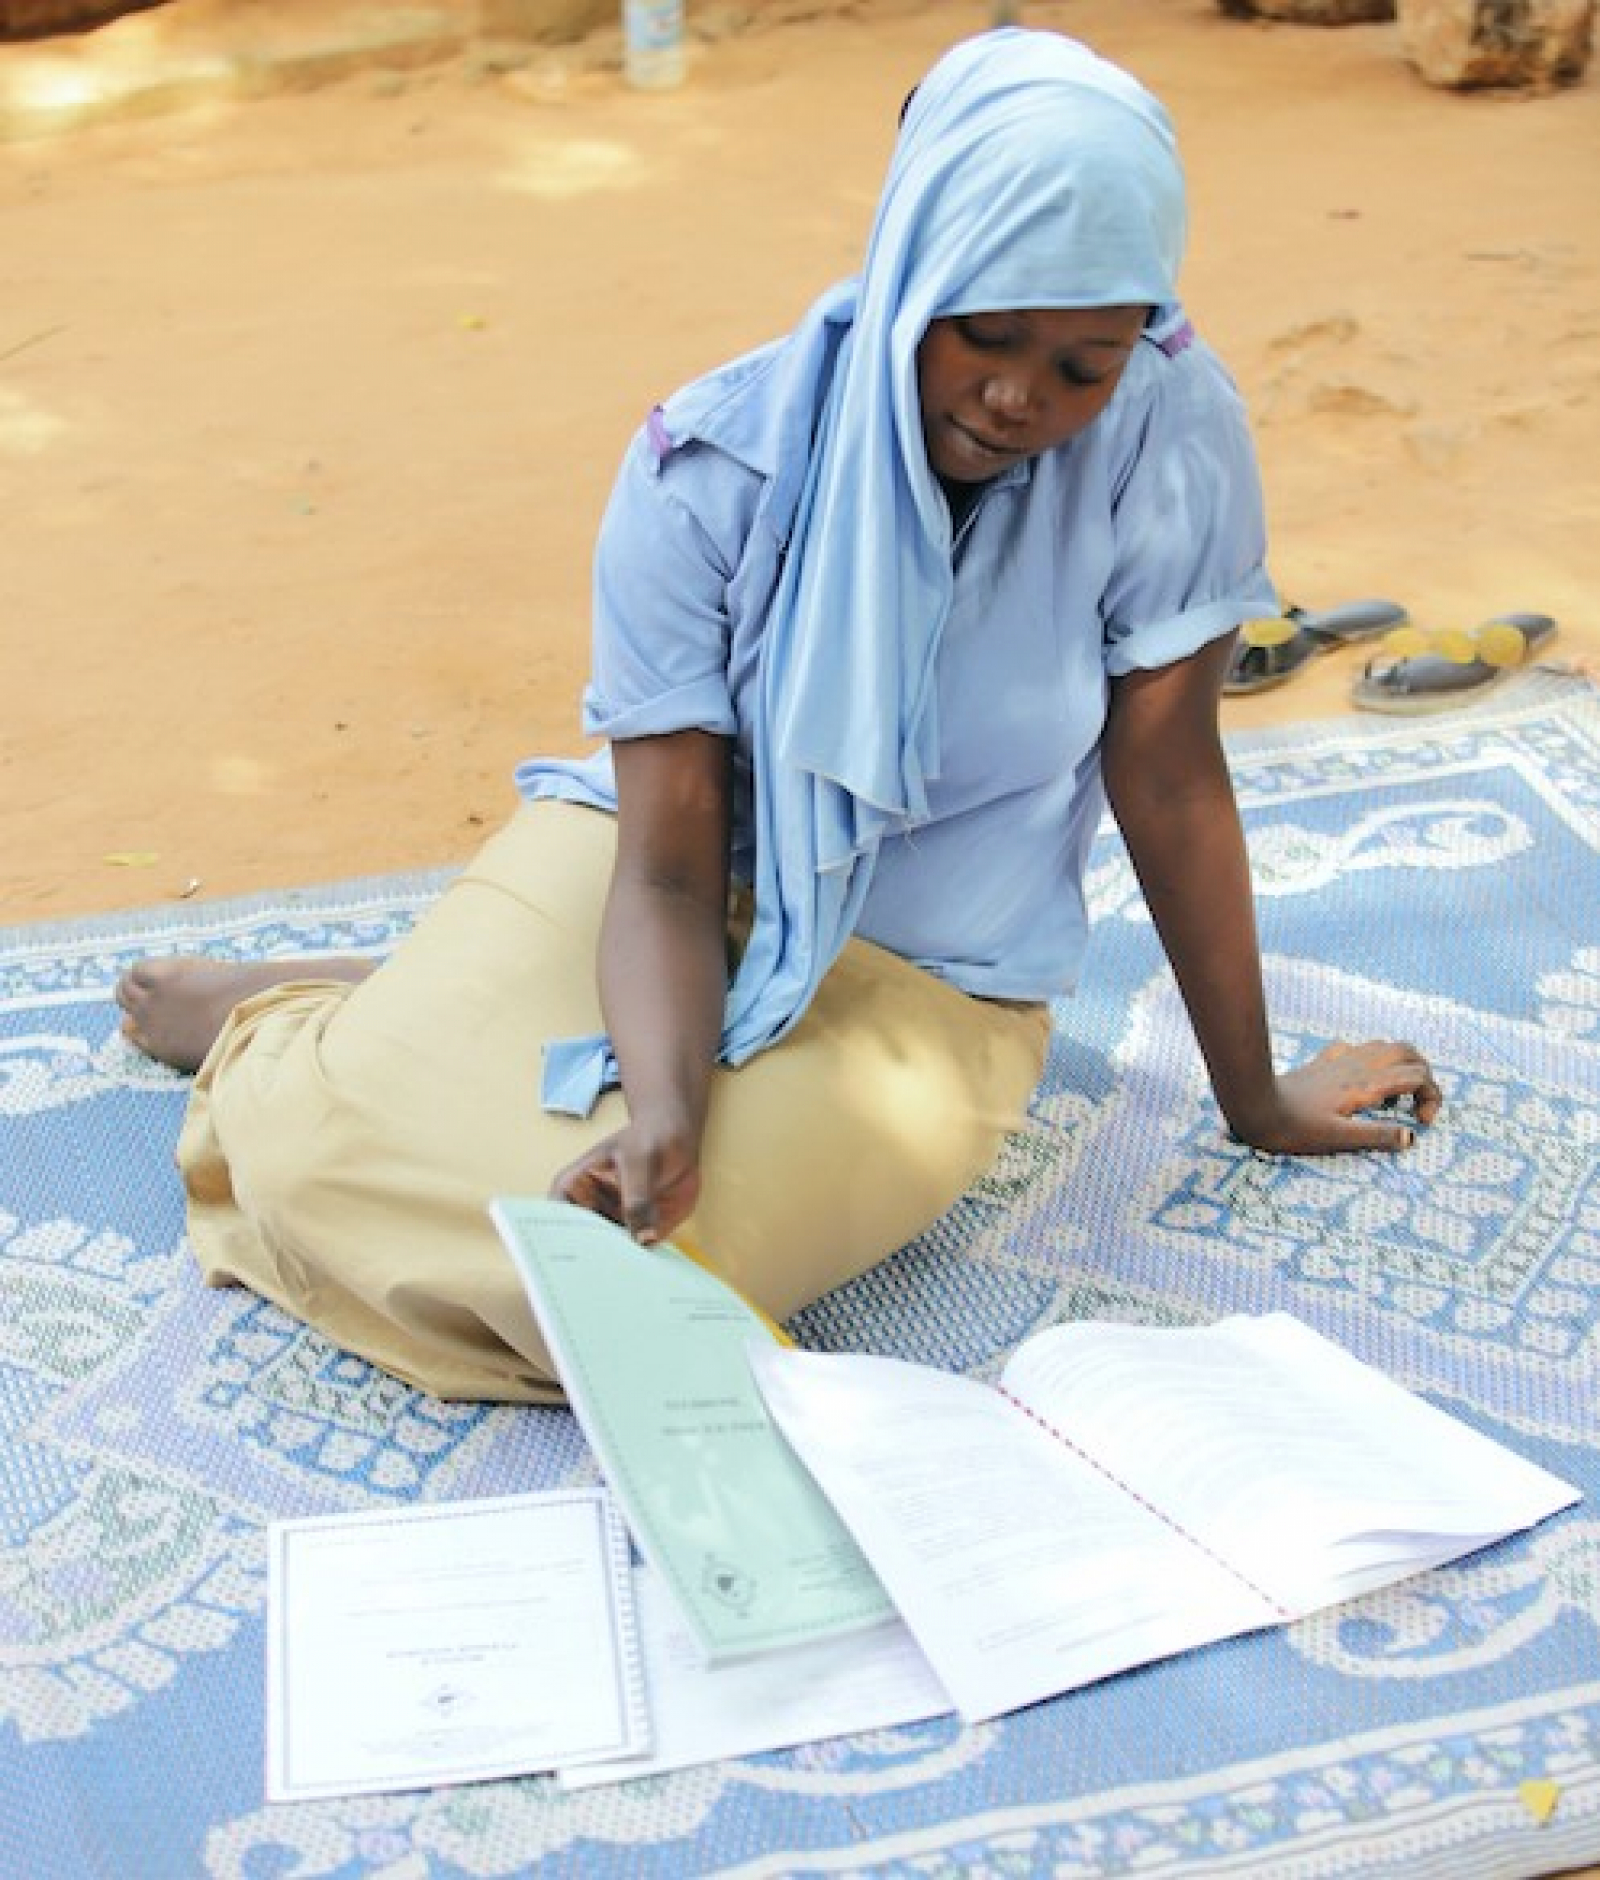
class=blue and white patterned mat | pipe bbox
[3,671,1597,1879]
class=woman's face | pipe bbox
[916,305,1149,484]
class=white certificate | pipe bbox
[267,1489,647,1802]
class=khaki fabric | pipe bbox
[180,802,1050,1401]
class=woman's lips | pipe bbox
[950,417,1023,462]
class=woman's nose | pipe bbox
[981,371,1035,421]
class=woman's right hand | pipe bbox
[551,1120,702,1247]
[565,728,731,1248]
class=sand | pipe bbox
[3,0,1597,922]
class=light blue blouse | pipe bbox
[517,308,1278,1008]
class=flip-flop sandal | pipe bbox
[1224,598,1410,696]
[1351,612,1558,716]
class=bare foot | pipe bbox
[115,956,375,1072]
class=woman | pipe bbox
[118,28,1440,1402]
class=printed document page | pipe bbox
[749,1344,1274,1722]
[267,1489,646,1802]
[997,1314,1582,1611]
[562,1567,951,1788]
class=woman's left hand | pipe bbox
[1233,1040,1443,1157]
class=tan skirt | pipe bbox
[179,802,1050,1401]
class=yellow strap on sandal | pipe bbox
[1381,625,1430,659]
[1240,616,1298,649]
[1475,622,1532,667]
[1379,622,1533,667]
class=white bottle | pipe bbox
[623,0,686,90]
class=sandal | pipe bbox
[1351,612,1558,716]
[1224,598,1410,696]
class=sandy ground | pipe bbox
[3,0,1598,924]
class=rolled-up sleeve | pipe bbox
[1101,343,1279,676]
[582,431,743,743]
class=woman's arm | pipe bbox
[552,728,733,1240]
[1102,632,1441,1154]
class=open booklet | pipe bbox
[491,1197,896,1663]
[748,1317,1581,1722]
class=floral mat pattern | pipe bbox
[2,671,1597,1878]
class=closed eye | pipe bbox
[953,317,1015,353]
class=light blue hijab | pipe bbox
[542,29,1187,1114]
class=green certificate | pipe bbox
[492,1197,894,1661]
